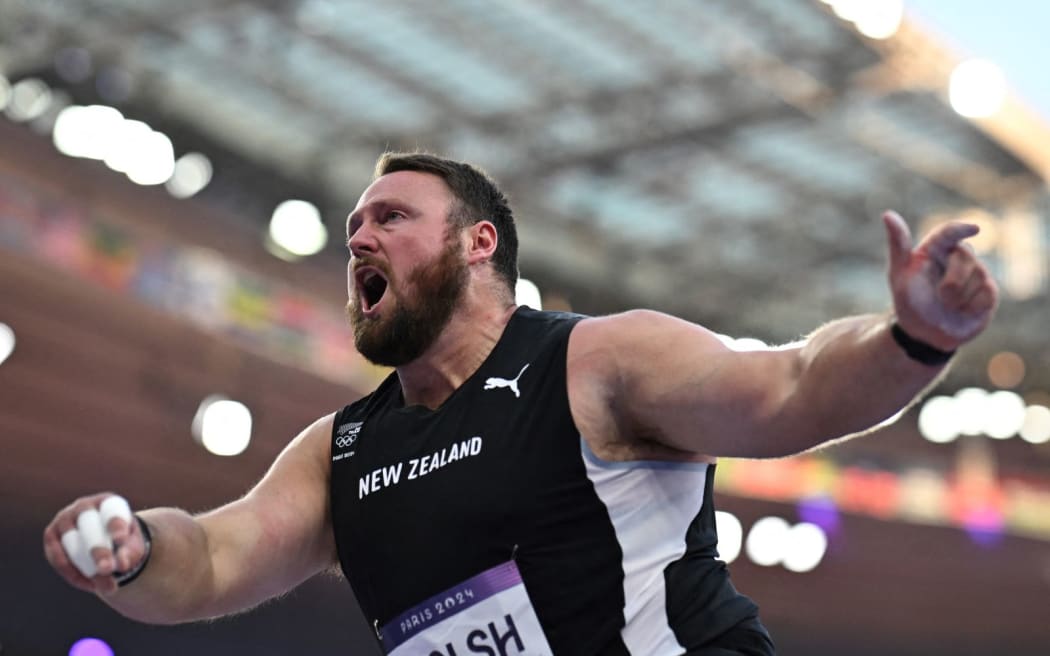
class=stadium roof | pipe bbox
[2,0,1048,389]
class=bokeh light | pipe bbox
[166,152,213,199]
[918,395,960,443]
[69,637,114,656]
[919,388,1036,442]
[962,507,1006,548]
[0,74,11,112]
[714,511,743,564]
[103,119,154,174]
[987,351,1025,388]
[852,0,903,39]
[52,105,125,159]
[745,516,790,567]
[829,0,863,20]
[954,387,990,436]
[1019,405,1050,444]
[269,200,328,257]
[732,337,768,351]
[826,0,903,39]
[782,522,829,573]
[716,335,768,351]
[797,495,841,536]
[515,278,543,310]
[124,129,175,186]
[949,59,1007,118]
[192,395,252,456]
[982,391,1026,440]
[6,77,52,122]
[0,322,15,366]
[50,104,176,185]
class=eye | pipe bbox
[379,210,404,224]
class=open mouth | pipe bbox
[355,266,389,313]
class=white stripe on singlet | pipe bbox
[580,439,710,655]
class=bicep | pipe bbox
[197,413,336,614]
[572,311,803,458]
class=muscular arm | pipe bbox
[49,414,337,624]
[570,310,940,458]
[569,212,997,460]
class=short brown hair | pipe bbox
[374,152,518,292]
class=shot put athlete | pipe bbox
[44,153,998,655]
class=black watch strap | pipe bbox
[114,515,153,587]
[890,322,955,366]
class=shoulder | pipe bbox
[280,412,338,464]
[567,311,707,437]
[566,310,732,449]
[512,305,587,337]
[569,309,725,371]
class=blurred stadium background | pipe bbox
[1,0,1048,654]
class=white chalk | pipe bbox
[61,529,98,578]
[76,508,110,552]
[99,495,132,532]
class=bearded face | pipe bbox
[347,229,469,367]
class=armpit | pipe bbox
[581,432,716,465]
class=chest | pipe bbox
[330,363,589,597]
[336,387,557,527]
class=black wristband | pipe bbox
[114,515,152,587]
[890,322,955,366]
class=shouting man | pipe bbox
[45,153,997,655]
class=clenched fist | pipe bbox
[43,493,149,595]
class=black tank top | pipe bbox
[330,307,762,655]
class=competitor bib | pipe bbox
[380,560,553,656]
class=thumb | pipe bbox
[882,210,913,273]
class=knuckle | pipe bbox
[70,498,97,515]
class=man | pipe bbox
[44,153,998,655]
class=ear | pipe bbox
[465,220,498,265]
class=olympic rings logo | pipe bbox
[335,435,357,449]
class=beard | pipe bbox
[346,234,469,367]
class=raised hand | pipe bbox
[883,210,999,351]
[43,493,148,595]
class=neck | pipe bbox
[395,301,517,409]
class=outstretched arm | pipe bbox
[43,414,337,624]
[568,211,998,458]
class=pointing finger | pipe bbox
[918,221,980,266]
[882,211,913,271]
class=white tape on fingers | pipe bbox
[99,495,132,531]
[76,508,111,552]
[61,529,98,578]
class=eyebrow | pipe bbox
[346,198,421,238]
[346,200,391,237]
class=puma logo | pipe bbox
[483,364,530,398]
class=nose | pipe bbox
[347,221,377,259]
